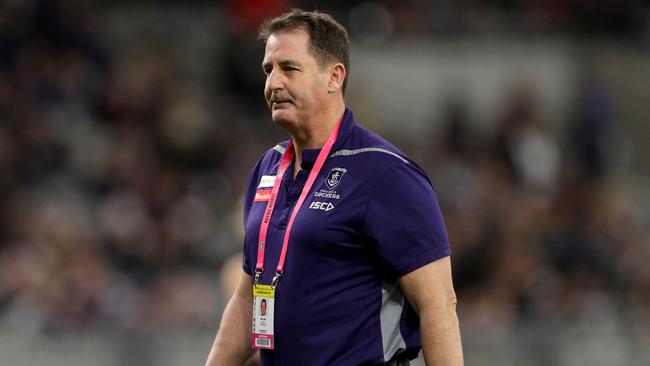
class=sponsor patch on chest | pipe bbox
[254,189,272,202]
[309,201,335,212]
[254,175,276,202]
[257,175,276,189]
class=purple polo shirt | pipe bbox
[242,108,451,365]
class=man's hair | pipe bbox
[258,9,350,93]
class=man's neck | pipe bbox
[291,101,345,178]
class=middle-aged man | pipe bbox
[205,9,463,366]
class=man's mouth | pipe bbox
[272,101,292,109]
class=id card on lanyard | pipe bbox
[251,116,343,350]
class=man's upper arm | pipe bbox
[234,270,253,303]
[399,256,456,315]
[400,257,463,366]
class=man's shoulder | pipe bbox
[245,140,289,187]
[335,121,410,168]
[339,121,431,184]
[257,139,290,165]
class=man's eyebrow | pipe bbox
[278,59,301,68]
[262,59,302,70]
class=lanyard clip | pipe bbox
[254,270,262,285]
[271,271,282,288]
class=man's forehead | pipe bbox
[264,28,310,56]
[268,26,310,43]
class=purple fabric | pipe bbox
[242,108,451,365]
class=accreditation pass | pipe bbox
[251,284,275,349]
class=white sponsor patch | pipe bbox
[258,175,276,188]
[309,201,335,212]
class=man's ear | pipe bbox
[328,63,346,93]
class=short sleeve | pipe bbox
[364,161,451,276]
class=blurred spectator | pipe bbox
[492,83,560,192]
[569,74,619,179]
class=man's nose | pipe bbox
[266,69,284,92]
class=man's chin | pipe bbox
[271,110,295,126]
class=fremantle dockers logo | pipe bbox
[325,167,347,189]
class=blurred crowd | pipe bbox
[0,0,649,341]
[422,84,650,335]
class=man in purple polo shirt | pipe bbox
[205,9,463,366]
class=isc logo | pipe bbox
[309,201,334,212]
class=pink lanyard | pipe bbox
[254,116,343,286]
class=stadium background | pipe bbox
[1,0,649,365]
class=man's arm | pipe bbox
[400,256,463,366]
[205,271,256,366]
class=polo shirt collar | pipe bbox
[335,106,355,150]
[299,148,320,171]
